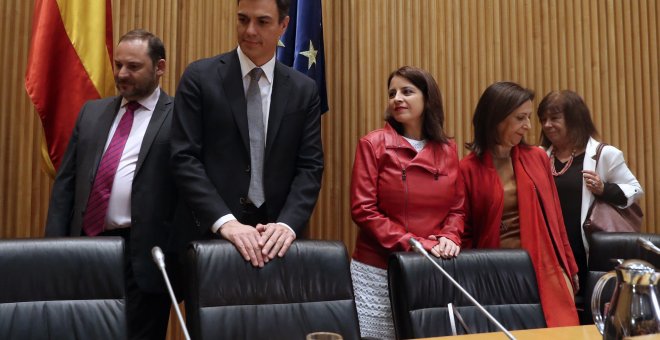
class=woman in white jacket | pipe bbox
[536,90,643,315]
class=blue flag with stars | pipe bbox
[277,0,328,113]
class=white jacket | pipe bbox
[546,137,644,251]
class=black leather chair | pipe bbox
[184,240,360,340]
[0,238,127,339]
[388,249,546,339]
[582,232,660,324]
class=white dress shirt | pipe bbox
[238,46,275,140]
[104,87,160,230]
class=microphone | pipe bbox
[408,238,516,340]
[151,246,166,270]
[151,246,191,340]
[638,237,660,255]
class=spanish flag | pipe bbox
[25,0,114,175]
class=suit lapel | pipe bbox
[584,138,598,172]
[265,62,291,159]
[220,51,250,153]
[89,97,122,180]
[135,90,172,176]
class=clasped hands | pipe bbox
[428,235,460,259]
[219,220,295,267]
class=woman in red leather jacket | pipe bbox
[350,66,465,339]
[460,82,579,327]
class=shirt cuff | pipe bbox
[212,214,237,234]
[212,215,296,238]
[277,222,296,238]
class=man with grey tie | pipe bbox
[171,0,324,267]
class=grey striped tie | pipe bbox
[247,67,265,207]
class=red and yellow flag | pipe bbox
[25,0,114,176]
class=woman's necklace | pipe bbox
[550,148,575,176]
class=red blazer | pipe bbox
[460,145,579,327]
[351,123,464,269]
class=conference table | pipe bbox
[421,325,602,339]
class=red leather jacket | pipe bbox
[351,123,464,269]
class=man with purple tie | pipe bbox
[45,29,176,340]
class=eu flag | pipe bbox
[277,0,328,113]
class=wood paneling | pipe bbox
[313,0,660,252]
[0,0,50,238]
[1,1,658,338]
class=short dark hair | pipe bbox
[466,81,535,156]
[537,90,598,149]
[237,0,290,22]
[385,66,449,144]
[118,29,166,66]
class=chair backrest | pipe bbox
[583,232,660,324]
[589,232,660,271]
[0,238,126,339]
[184,240,360,340]
[388,249,546,339]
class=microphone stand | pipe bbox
[408,238,516,340]
[638,237,660,255]
[152,246,191,340]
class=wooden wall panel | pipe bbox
[317,0,660,248]
[0,1,658,338]
[0,0,51,238]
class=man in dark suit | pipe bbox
[45,30,176,339]
[171,0,323,267]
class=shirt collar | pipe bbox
[237,46,275,84]
[121,87,160,111]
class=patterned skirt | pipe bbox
[350,260,395,340]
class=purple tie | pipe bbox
[82,101,140,236]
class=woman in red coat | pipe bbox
[460,82,579,327]
[350,66,464,339]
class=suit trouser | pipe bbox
[99,228,171,340]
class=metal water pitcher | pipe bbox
[592,258,660,339]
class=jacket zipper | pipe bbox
[402,168,409,232]
[390,145,441,232]
[391,149,409,232]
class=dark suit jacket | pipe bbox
[45,90,177,294]
[171,50,323,249]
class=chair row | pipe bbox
[0,238,361,340]
[391,232,660,338]
[0,233,658,339]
